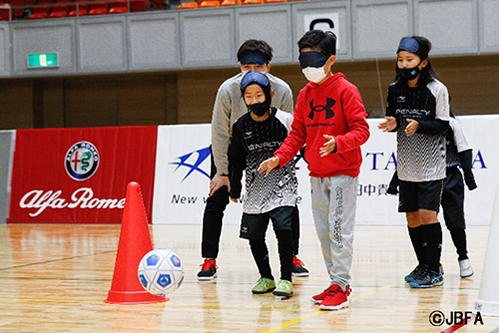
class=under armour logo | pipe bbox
[308,98,335,120]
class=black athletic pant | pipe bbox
[442,167,468,260]
[250,230,293,282]
[201,146,301,259]
[245,207,294,282]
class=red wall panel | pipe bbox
[8,126,157,223]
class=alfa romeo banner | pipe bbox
[8,126,157,223]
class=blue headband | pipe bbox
[299,51,328,69]
[241,71,270,93]
[397,37,420,54]
[240,50,267,65]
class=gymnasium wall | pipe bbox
[0,0,498,130]
[3,0,499,77]
[1,54,499,131]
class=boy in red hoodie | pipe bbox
[258,30,370,310]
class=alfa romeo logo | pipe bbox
[65,141,100,181]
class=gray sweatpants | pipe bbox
[310,175,358,289]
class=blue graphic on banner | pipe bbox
[170,146,211,182]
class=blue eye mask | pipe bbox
[397,37,419,54]
[299,51,328,69]
[241,70,270,92]
[240,50,267,65]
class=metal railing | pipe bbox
[176,0,309,8]
[0,0,151,21]
[0,0,309,21]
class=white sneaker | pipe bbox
[459,259,474,278]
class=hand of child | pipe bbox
[258,156,280,177]
[210,174,231,196]
[405,119,420,137]
[320,134,336,157]
[463,169,478,191]
[230,198,239,203]
[378,116,397,132]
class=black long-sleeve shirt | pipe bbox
[386,79,450,181]
[229,108,298,214]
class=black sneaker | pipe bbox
[409,268,444,288]
[404,265,426,282]
[292,256,309,277]
[197,259,217,281]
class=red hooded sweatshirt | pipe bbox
[275,73,370,178]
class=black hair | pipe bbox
[237,40,273,64]
[394,36,436,86]
[297,30,337,57]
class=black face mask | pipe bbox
[247,102,268,117]
[399,62,422,81]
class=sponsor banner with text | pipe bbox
[152,125,219,224]
[8,127,157,223]
[153,116,497,225]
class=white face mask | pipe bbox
[302,66,327,83]
[241,67,268,77]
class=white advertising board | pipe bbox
[153,116,497,226]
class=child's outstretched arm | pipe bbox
[459,149,477,191]
[379,85,399,133]
[378,117,397,132]
[258,156,280,177]
[319,134,336,157]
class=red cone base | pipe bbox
[105,290,167,305]
[105,181,168,304]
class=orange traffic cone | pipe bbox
[105,181,168,304]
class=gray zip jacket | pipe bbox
[211,72,294,175]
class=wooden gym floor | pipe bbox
[0,223,498,332]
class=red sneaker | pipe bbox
[197,259,217,281]
[292,256,310,277]
[310,285,333,304]
[318,284,351,311]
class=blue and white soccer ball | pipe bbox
[137,248,184,296]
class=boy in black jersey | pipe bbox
[229,71,297,297]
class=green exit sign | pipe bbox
[27,53,59,68]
